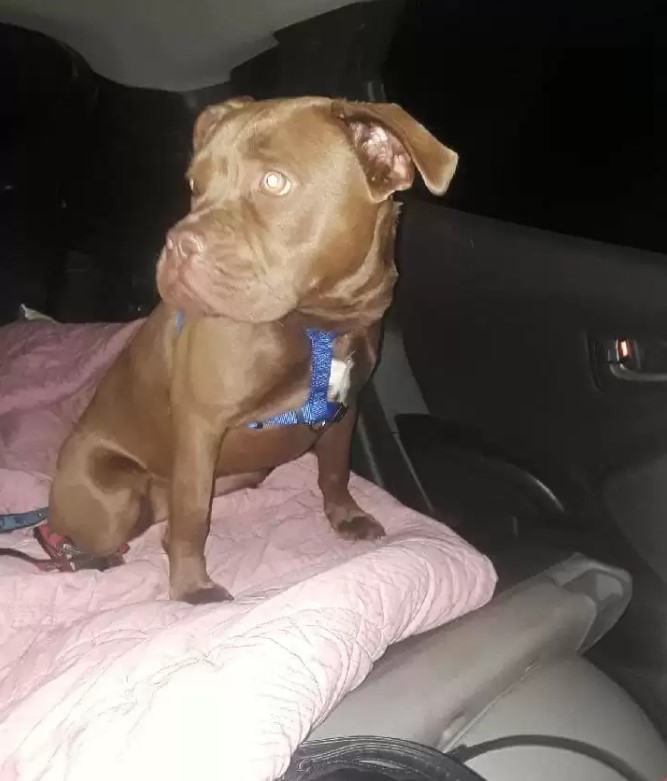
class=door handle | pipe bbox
[600,338,667,383]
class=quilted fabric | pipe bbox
[0,319,497,781]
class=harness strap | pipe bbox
[0,506,48,533]
[247,328,345,429]
[175,311,345,430]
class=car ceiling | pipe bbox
[0,0,352,90]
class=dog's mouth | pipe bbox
[156,248,297,323]
[156,251,216,315]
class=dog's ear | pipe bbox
[193,96,255,152]
[332,100,458,202]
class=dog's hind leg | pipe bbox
[49,434,151,556]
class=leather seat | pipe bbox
[313,554,667,780]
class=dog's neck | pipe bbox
[294,201,399,332]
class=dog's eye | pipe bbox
[261,170,292,196]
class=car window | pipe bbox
[384,0,667,255]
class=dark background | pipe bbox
[3,0,666,325]
[385,0,667,256]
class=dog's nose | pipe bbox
[165,229,204,262]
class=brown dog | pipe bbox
[48,96,457,603]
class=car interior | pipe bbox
[2,0,667,778]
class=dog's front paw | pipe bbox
[335,514,386,541]
[172,582,234,604]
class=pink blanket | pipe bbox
[0,320,496,781]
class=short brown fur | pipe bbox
[49,96,457,602]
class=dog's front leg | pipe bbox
[166,413,231,603]
[314,404,385,541]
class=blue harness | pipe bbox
[177,310,346,429]
[0,507,48,533]
[0,313,346,536]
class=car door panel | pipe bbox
[393,201,667,731]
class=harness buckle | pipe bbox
[308,404,347,432]
[331,403,348,423]
[33,525,128,573]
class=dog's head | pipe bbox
[156,96,457,324]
